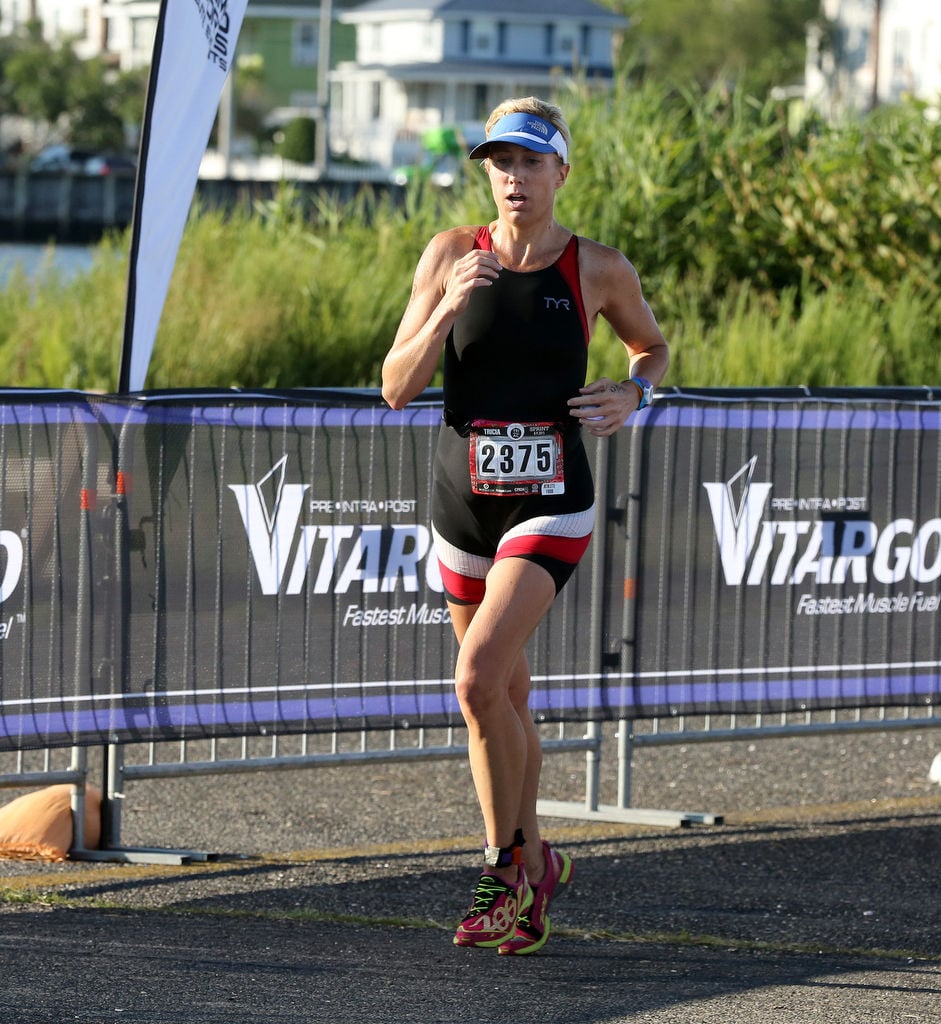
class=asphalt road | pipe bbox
[1,726,939,1023]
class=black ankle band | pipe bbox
[483,828,526,868]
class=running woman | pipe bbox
[382,96,669,954]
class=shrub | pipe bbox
[277,117,317,165]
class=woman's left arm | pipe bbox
[568,242,670,437]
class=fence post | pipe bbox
[616,718,634,809]
[584,433,611,813]
[67,745,89,856]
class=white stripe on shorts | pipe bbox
[431,525,493,580]
[496,504,595,553]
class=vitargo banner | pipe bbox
[613,396,941,718]
[0,389,937,752]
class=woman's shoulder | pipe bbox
[425,224,484,257]
[576,234,641,282]
[575,234,633,264]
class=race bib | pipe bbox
[468,420,565,496]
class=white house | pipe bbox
[0,1,159,68]
[805,0,941,115]
[331,0,627,167]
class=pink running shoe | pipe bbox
[498,841,574,955]
[453,869,532,948]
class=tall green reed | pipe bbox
[0,80,937,391]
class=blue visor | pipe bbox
[467,113,568,162]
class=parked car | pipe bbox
[30,144,97,173]
[84,152,137,176]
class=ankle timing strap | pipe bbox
[483,828,525,868]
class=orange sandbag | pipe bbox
[0,784,101,861]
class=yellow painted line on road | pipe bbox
[1,794,938,897]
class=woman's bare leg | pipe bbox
[508,657,548,884]
[448,557,555,882]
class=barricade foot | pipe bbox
[69,845,221,865]
[537,799,723,829]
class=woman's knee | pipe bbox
[454,676,492,719]
[454,659,506,720]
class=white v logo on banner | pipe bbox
[703,457,773,585]
[228,457,310,595]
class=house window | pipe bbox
[460,20,471,54]
[293,21,319,66]
[475,29,492,52]
[474,84,488,120]
[892,28,911,72]
[497,21,508,56]
[544,23,555,58]
[131,17,158,55]
[580,25,591,60]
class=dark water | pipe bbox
[0,242,95,286]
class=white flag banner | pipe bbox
[119,0,249,392]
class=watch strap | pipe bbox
[624,375,653,410]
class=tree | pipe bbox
[68,57,127,151]
[1,22,146,152]
[3,22,79,134]
[619,0,823,94]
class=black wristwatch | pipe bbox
[626,375,654,410]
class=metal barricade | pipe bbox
[2,387,941,862]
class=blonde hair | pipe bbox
[484,97,572,163]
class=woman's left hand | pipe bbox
[568,378,640,437]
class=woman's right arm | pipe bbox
[381,229,501,409]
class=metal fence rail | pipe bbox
[4,703,937,863]
[540,703,940,827]
[0,725,603,863]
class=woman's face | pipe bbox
[485,143,569,221]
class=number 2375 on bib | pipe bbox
[468,421,566,497]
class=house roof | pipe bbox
[343,0,627,24]
[342,58,616,80]
[245,0,363,12]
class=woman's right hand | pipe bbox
[383,230,498,409]
[443,249,502,315]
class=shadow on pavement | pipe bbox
[3,810,940,1023]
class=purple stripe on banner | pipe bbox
[2,674,935,747]
[0,400,101,426]
[605,672,939,709]
[2,395,938,432]
[645,403,941,432]
[0,397,443,430]
[93,402,443,430]
[110,398,940,432]
[0,693,462,743]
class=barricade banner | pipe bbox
[0,393,102,752]
[610,394,941,718]
[0,392,596,750]
[0,389,937,751]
